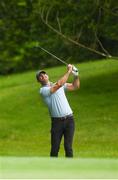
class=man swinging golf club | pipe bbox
[36,64,80,157]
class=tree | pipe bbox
[0,0,118,75]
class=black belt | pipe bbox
[51,114,73,121]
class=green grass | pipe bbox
[0,59,118,157]
[0,157,118,179]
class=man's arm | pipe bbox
[66,76,80,91]
[50,64,73,93]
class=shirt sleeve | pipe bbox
[40,87,51,97]
[63,83,67,91]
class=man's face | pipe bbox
[39,73,49,83]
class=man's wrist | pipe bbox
[67,70,71,74]
[74,75,79,79]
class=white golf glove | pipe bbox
[72,66,79,76]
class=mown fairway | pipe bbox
[0,59,118,157]
[0,157,118,179]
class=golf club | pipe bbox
[35,44,78,73]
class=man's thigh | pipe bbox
[51,120,64,145]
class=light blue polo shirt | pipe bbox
[40,83,73,117]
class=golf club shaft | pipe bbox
[37,45,68,65]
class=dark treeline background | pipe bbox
[0,0,118,74]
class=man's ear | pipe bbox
[39,76,44,81]
[40,76,43,80]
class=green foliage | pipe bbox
[0,0,118,74]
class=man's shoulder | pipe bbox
[40,85,51,96]
[40,86,48,93]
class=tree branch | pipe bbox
[100,6,118,17]
[56,12,62,33]
[38,8,113,58]
[95,32,111,57]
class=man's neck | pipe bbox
[42,81,51,86]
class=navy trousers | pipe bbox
[50,115,75,157]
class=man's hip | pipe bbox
[51,114,73,121]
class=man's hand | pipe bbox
[72,66,79,77]
[67,64,73,74]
